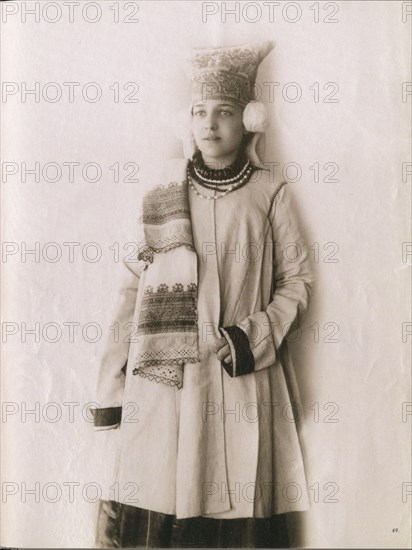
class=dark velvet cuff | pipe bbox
[92,406,122,427]
[219,326,255,377]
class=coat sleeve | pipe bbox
[220,182,314,376]
[91,209,148,429]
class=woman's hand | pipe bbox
[215,336,233,364]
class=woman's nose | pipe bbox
[204,115,217,130]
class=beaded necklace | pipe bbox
[188,150,256,200]
[191,149,249,182]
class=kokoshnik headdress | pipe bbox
[132,42,275,390]
[175,40,275,166]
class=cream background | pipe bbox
[1,0,411,547]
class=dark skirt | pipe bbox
[96,500,290,548]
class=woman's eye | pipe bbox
[220,110,232,116]
[193,111,205,117]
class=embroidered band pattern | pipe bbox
[142,182,191,226]
[138,283,198,335]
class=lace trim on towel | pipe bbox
[142,234,194,254]
[133,364,184,389]
[133,357,199,368]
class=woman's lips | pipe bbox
[204,137,220,141]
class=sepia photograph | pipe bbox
[1,1,411,548]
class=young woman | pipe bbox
[92,41,314,548]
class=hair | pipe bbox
[242,132,254,148]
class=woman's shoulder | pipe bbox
[249,165,288,200]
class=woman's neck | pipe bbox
[195,149,246,171]
[201,154,238,170]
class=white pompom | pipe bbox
[242,102,269,133]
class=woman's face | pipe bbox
[191,99,245,168]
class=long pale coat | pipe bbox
[94,158,314,519]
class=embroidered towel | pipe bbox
[133,177,200,389]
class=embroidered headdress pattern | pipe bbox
[189,41,274,107]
